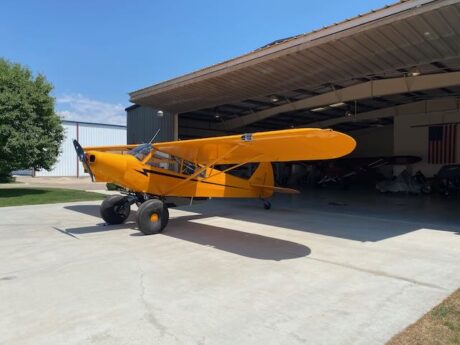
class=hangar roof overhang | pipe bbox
[129,0,460,133]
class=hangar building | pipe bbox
[127,0,460,190]
[35,120,126,177]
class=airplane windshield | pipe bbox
[128,143,152,161]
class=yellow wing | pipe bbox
[154,128,356,164]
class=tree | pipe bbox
[0,58,64,182]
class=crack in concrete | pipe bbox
[307,256,445,290]
[0,275,17,281]
[290,331,308,344]
[136,261,167,338]
[197,336,207,345]
[136,259,181,343]
[349,283,413,344]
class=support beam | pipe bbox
[301,97,460,129]
[216,72,460,130]
[173,113,179,140]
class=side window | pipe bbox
[197,168,206,179]
[181,160,195,175]
[180,160,206,178]
[128,143,152,161]
[146,151,171,170]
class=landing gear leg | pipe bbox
[263,200,271,210]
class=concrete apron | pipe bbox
[0,194,459,345]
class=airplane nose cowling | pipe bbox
[87,151,127,184]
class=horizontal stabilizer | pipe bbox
[250,184,300,194]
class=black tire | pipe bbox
[100,195,131,224]
[136,199,169,235]
[263,201,271,210]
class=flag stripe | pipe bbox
[428,124,457,164]
[437,135,440,164]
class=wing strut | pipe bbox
[205,154,263,180]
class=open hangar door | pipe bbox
[174,84,460,199]
[128,0,460,200]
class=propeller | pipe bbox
[73,139,95,182]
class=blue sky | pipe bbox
[1,0,391,124]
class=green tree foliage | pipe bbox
[0,58,63,182]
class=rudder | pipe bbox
[249,162,274,198]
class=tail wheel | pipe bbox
[100,195,131,224]
[263,201,271,210]
[136,199,169,235]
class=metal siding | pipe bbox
[78,123,127,176]
[36,122,126,177]
[127,106,175,144]
[36,123,78,176]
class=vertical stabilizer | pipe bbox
[249,162,274,198]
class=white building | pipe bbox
[35,120,126,177]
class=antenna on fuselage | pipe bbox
[149,128,161,144]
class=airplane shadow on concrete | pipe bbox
[64,204,103,218]
[224,203,460,242]
[63,205,311,261]
[64,195,460,250]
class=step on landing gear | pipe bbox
[263,200,271,210]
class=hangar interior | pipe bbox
[127,0,460,198]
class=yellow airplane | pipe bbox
[73,128,355,235]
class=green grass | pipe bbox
[388,289,460,345]
[0,188,104,207]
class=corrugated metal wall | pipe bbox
[36,121,126,177]
[127,105,175,144]
[36,122,77,176]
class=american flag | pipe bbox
[428,124,457,164]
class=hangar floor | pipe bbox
[0,192,459,345]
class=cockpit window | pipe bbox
[146,151,174,169]
[128,143,152,161]
[181,160,196,175]
[128,145,206,178]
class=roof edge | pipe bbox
[125,104,140,112]
[62,120,127,128]
[130,0,441,102]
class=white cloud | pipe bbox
[56,94,126,125]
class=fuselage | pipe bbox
[86,150,274,199]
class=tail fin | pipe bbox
[249,163,274,198]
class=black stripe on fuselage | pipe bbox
[135,168,249,190]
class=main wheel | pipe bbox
[100,195,131,224]
[263,200,271,210]
[136,199,169,235]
